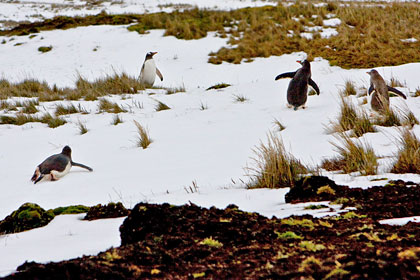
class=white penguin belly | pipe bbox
[50,162,72,180]
[140,60,156,86]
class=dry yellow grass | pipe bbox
[391,130,420,174]
[246,132,308,189]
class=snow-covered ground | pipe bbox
[1,1,420,277]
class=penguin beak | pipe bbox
[296,60,302,64]
[151,52,158,56]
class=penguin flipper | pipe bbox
[387,86,407,99]
[368,84,374,95]
[156,68,163,81]
[275,71,296,80]
[71,161,93,172]
[309,78,320,95]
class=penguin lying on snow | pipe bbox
[275,60,320,110]
[31,146,93,184]
[367,69,407,113]
[139,51,163,87]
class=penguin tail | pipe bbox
[71,161,93,172]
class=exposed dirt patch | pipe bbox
[83,202,130,221]
[4,179,420,279]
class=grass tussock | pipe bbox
[273,118,286,131]
[246,132,308,189]
[199,102,208,111]
[77,121,88,135]
[340,80,357,96]
[322,134,378,175]
[55,103,80,115]
[112,114,123,125]
[206,83,231,91]
[98,98,127,113]
[402,110,419,128]
[133,120,153,149]
[38,46,52,53]
[20,100,39,114]
[0,112,66,128]
[233,94,248,103]
[388,76,405,88]
[390,130,420,174]
[155,100,171,111]
[166,85,186,95]
[374,107,401,127]
[331,97,376,137]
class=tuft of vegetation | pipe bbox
[331,97,376,137]
[199,237,223,248]
[52,205,90,215]
[38,46,52,53]
[391,130,420,174]
[77,121,88,135]
[84,202,130,221]
[340,80,357,96]
[281,218,315,230]
[41,113,67,128]
[276,231,303,240]
[20,100,39,114]
[388,76,405,88]
[233,94,248,103]
[166,85,186,95]
[246,132,308,189]
[322,134,378,175]
[55,103,80,115]
[98,98,127,113]
[304,204,328,210]
[199,102,208,111]
[155,100,171,111]
[402,110,419,128]
[133,120,153,149]
[374,107,401,127]
[206,83,231,91]
[273,118,286,131]
[299,241,326,252]
[0,203,55,234]
[316,185,336,196]
[112,114,123,125]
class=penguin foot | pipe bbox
[294,106,298,111]
[286,103,293,109]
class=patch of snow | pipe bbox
[300,32,313,40]
[321,27,338,38]
[323,18,342,27]
[401,38,418,43]
[379,216,420,226]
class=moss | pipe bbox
[316,185,336,195]
[276,231,303,240]
[304,204,328,210]
[281,218,315,230]
[38,46,52,53]
[199,237,223,248]
[52,205,90,215]
[206,83,231,91]
[299,240,326,252]
[339,211,367,219]
[324,268,350,279]
[0,203,55,234]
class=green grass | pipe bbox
[52,205,90,215]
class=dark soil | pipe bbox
[4,178,420,280]
[83,202,130,221]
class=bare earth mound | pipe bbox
[3,178,420,279]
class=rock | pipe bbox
[83,202,130,221]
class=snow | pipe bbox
[0,214,125,277]
[380,216,420,226]
[401,38,418,43]
[323,18,342,27]
[1,0,420,277]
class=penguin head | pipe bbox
[145,52,158,60]
[297,59,310,68]
[366,69,379,77]
[61,146,72,157]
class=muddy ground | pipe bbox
[3,177,420,279]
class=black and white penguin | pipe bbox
[367,69,406,113]
[31,146,93,184]
[275,60,320,110]
[139,51,163,87]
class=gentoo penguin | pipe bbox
[31,146,93,184]
[139,51,163,87]
[275,60,320,110]
[367,69,407,112]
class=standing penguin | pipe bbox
[366,69,407,113]
[31,146,93,184]
[275,60,320,110]
[139,51,163,87]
